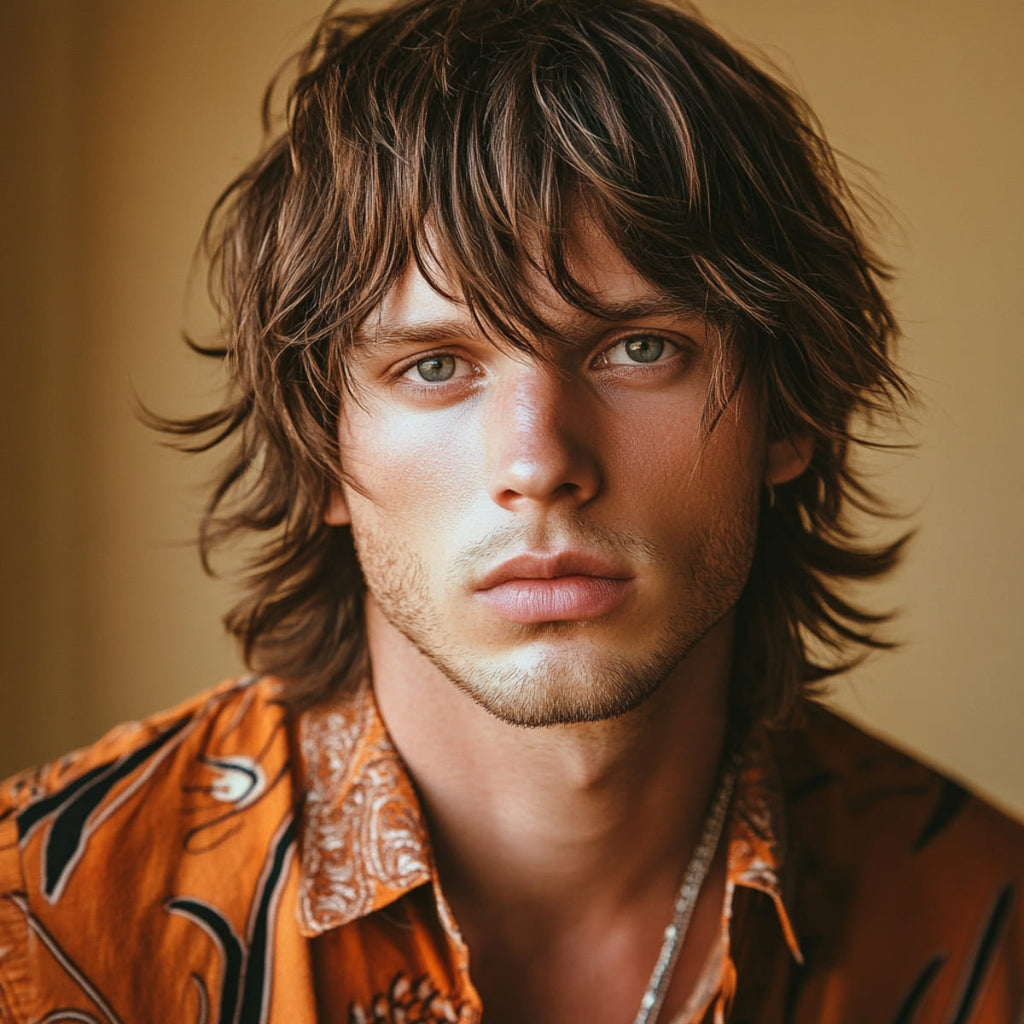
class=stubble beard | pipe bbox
[349,509,758,729]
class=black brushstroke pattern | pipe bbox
[182,760,290,856]
[167,816,296,1024]
[196,755,259,797]
[788,771,840,805]
[17,761,119,841]
[913,780,970,854]
[949,883,1014,1024]
[887,954,946,1024]
[238,817,298,1021]
[37,717,192,897]
[167,898,244,1024]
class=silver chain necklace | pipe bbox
[632,753,740,1024]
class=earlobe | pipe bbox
[764,433,814,487]
[324,487,351,526]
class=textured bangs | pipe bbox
[281,2,745,353]
[156,0,911,720]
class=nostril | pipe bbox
[487,431,602,509]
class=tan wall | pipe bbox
[1,1,1021,816]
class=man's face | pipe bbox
[328,225,804,727]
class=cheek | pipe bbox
[611,401,764,533]
[603,393,712,507]
[600,393,687,482]
[340,405,480,530]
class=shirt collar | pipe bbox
[294,679,433,937]
[294,680,802,962]
[726,726,804,962]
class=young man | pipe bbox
[1,0,1021,1021]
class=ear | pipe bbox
[324,486,351,526]
[764,433,814,487]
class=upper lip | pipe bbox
[476,552,632,591]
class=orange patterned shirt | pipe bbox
[0,675,1021,1022]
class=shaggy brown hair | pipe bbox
[162,0,910,724]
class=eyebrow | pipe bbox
[351,296,706,354]
[351,319,472,354]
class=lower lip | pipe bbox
[475,576,633,624]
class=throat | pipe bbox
[427,751,739,1024]
[455,822,732,1024]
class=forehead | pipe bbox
[355,220,706,351]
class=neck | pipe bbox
[369,600,733,922]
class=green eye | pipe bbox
[620,336,666,363]
[415,355,457,382]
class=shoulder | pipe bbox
[0,676,300,1021]
[769,702,1024,863]
[1,671,296,839]
[764,702,1024,1021]
[0,675,291,827]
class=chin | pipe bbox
[432,643,686,729]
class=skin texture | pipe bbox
[325,224,811,1021]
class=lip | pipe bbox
[475,552,634,624]
[477,552,631,590]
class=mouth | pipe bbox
[475,552,634,624]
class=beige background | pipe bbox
[1,1,1021,816]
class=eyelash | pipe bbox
[393,331,687,389]
[598,333,683,368]
[396,352,478,389]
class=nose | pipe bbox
[486,364,602,511]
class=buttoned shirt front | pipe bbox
[0,676,1021,1022]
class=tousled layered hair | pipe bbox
[164,0,909,724]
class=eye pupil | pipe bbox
[417,355,456,382]
[625,336,664,363]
